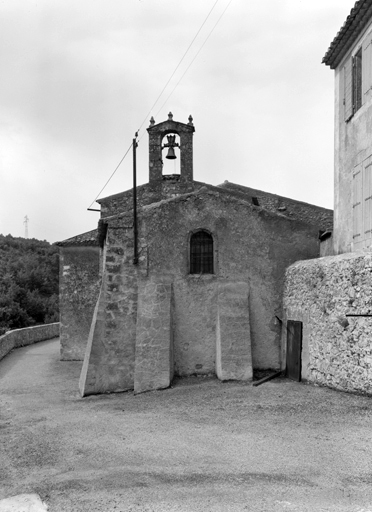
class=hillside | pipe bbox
[0,234,59,335]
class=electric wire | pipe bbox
[154,0,233,119]
[87,142,133,209]
[88,2,220,207]
[88,0,232,207]
[139,0,232,142]
[136,0,220,135]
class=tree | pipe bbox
[0,235,59,335]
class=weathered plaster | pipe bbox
[216,280,252,381]
[333,20,372,254]
[59,246,100,360]
[81,187,322,394]
[134,277,173,394]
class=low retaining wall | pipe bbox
[0,323,60,362]
[283,252,372,395]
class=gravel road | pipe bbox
[1,339,372,512]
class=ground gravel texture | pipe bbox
[1,339,372,512]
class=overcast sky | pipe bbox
[0,0,354,243]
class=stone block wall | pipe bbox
[59,246,101,360]
[139,188,321,373]
[79,218,140,396]
[0,323,59,362]
[79,186,324,395]
[283,252,372,395]
[216,281,252,381]
[134,277,173,394]
[98,180,201,218]
[218,181,333,230]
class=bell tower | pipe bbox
[147,112,195,183]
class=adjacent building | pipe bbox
[283,0,372,395]
[324,0,372,254]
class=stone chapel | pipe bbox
[57,113,332,395]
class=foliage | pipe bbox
[0,234,59,335]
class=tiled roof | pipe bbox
[55,229,99,247]
[323,0,372,69]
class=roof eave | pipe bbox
[322,0,372,70]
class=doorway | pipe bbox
[286,320,302,382]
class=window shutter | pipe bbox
[353,164,363,248]
[353,49,363,112]
[363,156,372,242]
[344,58,353,121]
[362,37,372,98]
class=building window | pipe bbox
[353,48,362,114]
[344,47,363,121]
[190,230,213,274]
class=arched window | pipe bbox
[190,230,214,274]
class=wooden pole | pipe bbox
[133,136,138,265]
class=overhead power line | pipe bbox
[88,0,233,207]
[87,142,133,210]
[136,0,220,135]
[154,0,233,120]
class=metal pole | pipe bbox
[133,135,138,265]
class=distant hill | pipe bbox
[0,234,59,335]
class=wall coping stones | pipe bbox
[283,250,372,395]
[0,323,60,362]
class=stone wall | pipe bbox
[80,186,323,395]
[98,180,333,233]
[140,188,321,372]
[0,323,59,362]
[218,181,333,231]
[79,217,140,396]
[59,246,101,360]
[97,180,201,218]
[283,251,372,395]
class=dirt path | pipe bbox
[1,339,372,512]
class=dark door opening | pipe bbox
[286,320,302,382]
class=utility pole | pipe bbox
[133,133,138,265]
[24,215,29,238]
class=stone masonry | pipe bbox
[283,251,372,395]
[79,218,139,396]
[134,277,173,394]
[58,115,333,396]
[216,281,252,381]
[58,241,100,361]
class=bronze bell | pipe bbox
[166,146,176,159]
[164,134,178,159]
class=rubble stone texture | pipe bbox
[283,251,372,394]
[79,221,138,396]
